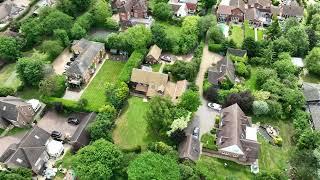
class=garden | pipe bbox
[230,24,244,47]
[0,63,21,90]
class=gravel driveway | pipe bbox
[52,48,72,75]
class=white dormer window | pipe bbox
[34,135,39,139]
[3,106,6,111]
[16,158,23,163]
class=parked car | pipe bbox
[193,127,200,139]
[208,103,222,111]
[160,55,171,62]
[51,131,62,138]
[67,117,80,125]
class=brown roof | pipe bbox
[165,80,188,102]
[245,8,257,20]
[208,57,235,84]
[171,3,182,13]
[146,45,162,61]
[248,0,271,7]
[216,104,259,161]
[131,68,168,86]
[229,0,246,12]
[271,5,280,15]
[217,5,234,15]
[280,5,303,17]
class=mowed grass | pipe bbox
[244,67,258,91]
[158,22,182,42]
[196,156,253,180]
[81,60,126,110]
[230,25,244,48]
[113,97,156,150]
[257,29,264,41]
[253,116,294,172]
[0,63,22,89]
[244,21,255,39]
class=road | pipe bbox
[194,42,223,137]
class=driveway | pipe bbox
[0,131,27,156]
[196,98,219,137]
[52,48,72,75]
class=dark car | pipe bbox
[67,117,80,125]
[51,131,62,138]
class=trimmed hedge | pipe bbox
[118,50,145,83]
[41,96,96,112]
[208,43,223,53]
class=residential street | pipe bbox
[194,42,223,137]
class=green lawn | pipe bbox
[196,156,253,180]
[302,73,320,83]
[151,63,161,72]
[113,97,157,150]
[244,21,255,39]
[158,22,182,42]
[244,67,258,91]
[81,60,125,111]
[17,87,43,100]
[253,116,294,172]
[0,128,4,135]
[257,29,264,41]
[0,63,22,90]
[7,127,29,136]
[230,25,244,48]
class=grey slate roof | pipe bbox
[308,104,320,130]
[0,126,50,174]
[227,48,247,57]
[66,39,105,76]
[303,82,320,102]
[208,57,235,84]
[178,134,200,162]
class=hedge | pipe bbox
[41,96,96,112]
[208,43,223,53]
[118,50,145,83]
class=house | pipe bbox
[145,45,162,64]
[113,0,148,26]
[208,57,235,85]
[0,0,26,27]
[0,96,44,128]
[179,0,198,13]
[170,3,188,17]
[217,0,246,23]
[278,4,304,21]
[70,112,96,151]
[178,134,200,161]
[303,82,320,130]
[0,126,50,175]
[215,103,260,165]
[66,39,105,87]
[130,68,188,101]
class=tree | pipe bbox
[273,53,296,78]
[305,25,320,50]
[39,75,66,97]
[204,86,218,102]
[280,88,305,114]
[40,40,64,60]
[0,168,32,180]
[147,142,175,155]
[253,101,269,116]
[254,171,286,180]
[297,130,320,150]
[208,26,225,44]
[153,3,173,21]
[285,26,309,57]
[54,29,70,47]
[87,112,115,141]
[125,25,152,52]
[266,100,283,119]
[283,18,300,33]
[73,0,92,12]
[242,37,259,57]
[0,36,21,62]
[224,91,254,113]
[151,23,172,51]
[198,15,216,38]
[178,16,200,54]
[306,47,320,75]
[145,96,175,136]
[127,152,181,180]
[71,23,87,39]
[20,18,43,47]
[42,10,73,35]
[271,37,294,57]
[306,3,320,24]
[290,149,320,179]
[105,82,129,109]
[16,52,47,87]
[235,62,250,78]
[178,90,201,112]
[203,0,217,10]
[293,110,310,139]
[91,0,112,25]
[71,139,123,179]
[167,112,191,136]
[266,15,281,40]
[256,68,278,88]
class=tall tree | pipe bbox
[151,23,172,51]
[153,3,173,21]
[71,139,123,179]
[266,15,281,40]
[127,152,181,180]
[242,37,259,57]
[285,26,309,57]
[42,10,73,35]
[0,36,21,62]
[178,90,201,112]
[39,75,66,97]
[305,47,320,75]
[105,82,129,109]
[91,0,112,25]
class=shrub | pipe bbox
[105,18,119,30]
[215,116,221,125]
[0,87,15,96]
[208,43,223,53]
[39,40,64,61]
[201,133,217,150]
[235,62,250,78]
[39,75,67,98]
[253,101,270,116]
[118,51,145,83]
[274,136,283,146]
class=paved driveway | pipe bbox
[52,48,72,75]
[37,111,88,137]
[0,131,27,156]
[196,98,218,137]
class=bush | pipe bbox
[273,136,283,146]
[0,87,15,96]
[105,18,119,30]
[235,62,250,78]
[253,101,270,116]
[118,51,145,83]
[201,133,217,150]
[39,75,67,98]
[39,40,64,61]
[215,116,221,125]
[208,43,223,53]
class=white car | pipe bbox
[208,103,222,111]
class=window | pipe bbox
[16,158,23,163]
[34,135,40,139]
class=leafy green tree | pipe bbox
[271,37,294,56]
[105,82,129,109]
[256,68,278,88]
[178,16,200,54]
[305,26,320,50]
[87,112,115,141]
[253,101,269,116]
[310,14,320,31]
[283,18,300,33]
[127,152,181,180]
[235,62,250,77]
[167,112,191,136]
[151,23,172,51]
[280,88,305,113]
[306,47,320,75]
[203,0,217,10]
[208,26,225,44]
[0,36,21,62]
[242,37,259,57]
[71,23,87,39]
[91,0,112,25]
[266,100,283,118]
[178,90,201,112]
[39,75,66,97]
[153,3,173,21]
[224,91,254,113]
[306,3,320,24]
[57,0,76,16]
[53,29,70,47]
[39,40,64,60]
[145,96,175,136]
[198,15,216,38]
[147,142,175,155]
[285,26,309,57]
[297,130,320,150]
[42,10,73,35]
[20,18,43,47]
[266,15,281,40]
[16,52,47,87]
[273,53,296,78]
[71,139,123,179]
